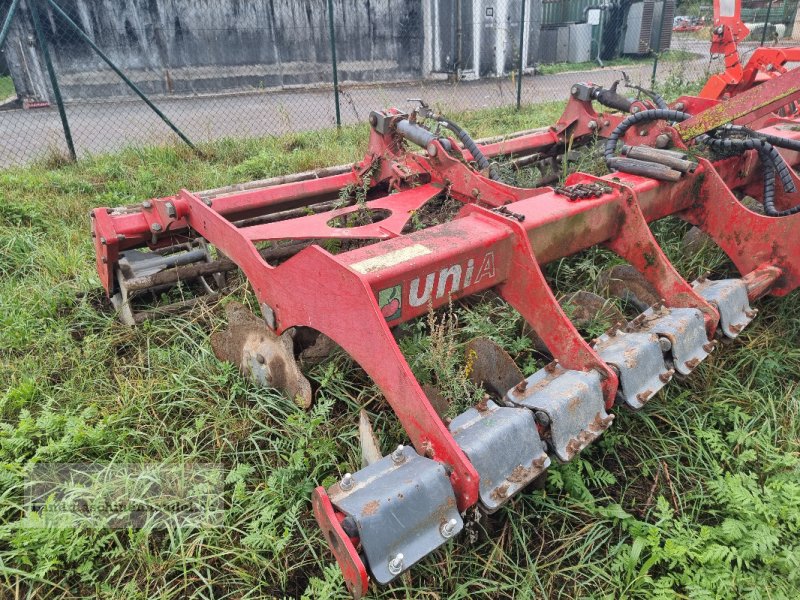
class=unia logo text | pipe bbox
[378,251,496,320]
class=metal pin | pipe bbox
[391,445,406,464]
[150,223,162,232]
[340,473,354,491]
[388,553,404,576]
[440,518,457,538]
[658,337,672,353]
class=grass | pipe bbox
[0,93,799,599]
[536,50,699,76]
[0,75,15,100]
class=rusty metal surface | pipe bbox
[505,366,612,463]
[694,278,755,338]
[464,337,524,397]
[328,445,462,585]
[599,264,661,313]
[628,307,711,376]
[448,400,549,513]
[594,330,672,410]
[562,291,626,330]
[210,302,312,408]
[678,66,800,139]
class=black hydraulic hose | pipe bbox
[699,134,800,216]
[438,117,501,180]
[604,109,692,165]
[723,124,800,154]
[624,82,669,110]
[643,90,669,110]
[593,88,633,113]
[604,109,800,216]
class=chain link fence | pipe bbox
[1,0,799,168]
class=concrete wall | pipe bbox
[4,0,542,103]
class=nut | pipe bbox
[391,445,406,464]
[440,518,458,539]
[388,553,404,576]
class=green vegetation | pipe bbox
[0,75,15,99]
[537,50,699,76]
[1,93,798,599]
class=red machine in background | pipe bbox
[700,0,800,100]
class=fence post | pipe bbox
[650,0,668,90]
[516,0,526,110]
[0,0,22,50]
[760,0,774,46]
[29,0,75,161]
[326,0,341,128]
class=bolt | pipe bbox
[745,308,758,318]
[426,142,438,157]
[150,223,162,233]
[535,410,551,427]
[659,337,672,353]
[631,106,640,113]
[256,353,266,364]
[588,120,597,130]
[675,102,686,111]
[659,368,675,383]
[100,236,107,245]
[203,198,213,207]
[440,518,458,539]
[514,379,528,394]
[571,85,579,96]
[369,113,378,126]
[391,445,406,464]
[142,200,153,209]
[340,473,354,491]
[703,341,718,353]
[639,129,648,136]
[544,360,558,374]
[165,201,177,218]
[388,553,404,576]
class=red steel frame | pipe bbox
[91,70,800,597]
[700,0,800,101]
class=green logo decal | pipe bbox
[378,285,402,321]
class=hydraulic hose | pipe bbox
[604,109,800,217]
[722,124,800,154]
[625,84,669,110]
[699,133,800,216]
[604,109,692,164]
[438,117,501,180]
